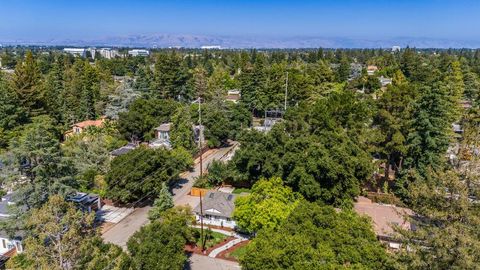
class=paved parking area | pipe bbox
[175,194,200,209]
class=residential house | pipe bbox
[149,123,172,149]
[67,192,101,213]
[64,118,106,138]
[379,76,393,87]
[253,109,284,133]
[354,196,414,249]
[193,191,237,229]
[0,193,23,256]
[110,142,138,157]
[226,90,241,103]
[367,65,378,76]
[452,123,464,134]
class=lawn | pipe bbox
[232,188,251,194]
[225,244,248,260]
[192,228,229,249]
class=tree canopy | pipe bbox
[240,202,393,270]
[105,146,192,203]
[233,177,300,234]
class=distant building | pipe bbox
[193,191,237,229]
[354,196,414,249]
[98,48,119,59]
[201,45,222,49]
[64,48,86,57]
[379,76,393,87]
[149,123,172,149]
[392,46,401,52]
[128,49,150,57]
[64,118,106,138]
[367,65,378,76]
[226,90,241,103]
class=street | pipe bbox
[187,254,240,270]
[102,143,238,248]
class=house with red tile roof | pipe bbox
[64,118,106,138]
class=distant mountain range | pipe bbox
[1,34,480,48]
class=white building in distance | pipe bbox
[63,48,86,57]
[98,48,119,59]
[201,45,222,49]
[392,46,401,52]
[128,49,150,57]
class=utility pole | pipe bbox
[198,94,205,251]
[199,192,205,251]
[198,97,203,178]
[284,72,289,112]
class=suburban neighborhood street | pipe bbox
[188,254,241,270]
[102,143,238,248]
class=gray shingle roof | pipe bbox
[110,143,137,156]
[193,191,237,218]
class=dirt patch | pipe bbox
[204,224,235,232]
[216,240,250,262]
[185,236,236,256]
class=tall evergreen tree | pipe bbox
[43,63,65,124]
[170,106,196,152]
[444,60,465,122]
[405,84,451,175]
[154,51,189,100]
[148,182,174,221]
[11,51,43,117]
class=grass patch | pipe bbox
[232,188,251,194]
[192,228,229,249]
[226,244,248,260]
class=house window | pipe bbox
[2,239,6,249]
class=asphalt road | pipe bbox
[187,254,240,270]
[102,143,238,248]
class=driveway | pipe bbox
[102,143,238,248]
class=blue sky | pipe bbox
[1,0,479,40]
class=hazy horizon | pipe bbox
[1,0,480,48]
